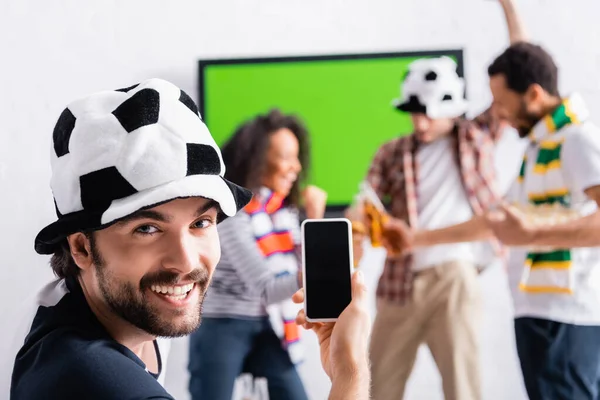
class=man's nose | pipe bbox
[414,119,429,132]
[162,233,201,275]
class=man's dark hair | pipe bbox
[50,233,95,279]
[488,41,559,97]
[221,109,311,208]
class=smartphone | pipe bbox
[301,218,353,322]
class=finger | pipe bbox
[501,203,521,220]
[498,200,511,211]
[351,270,368,304]
[485,209,506,223]
[380,236,391,249]
[382,218,399,231]
[382,219,410,241]
[295,309,315,330]
[292,288,304,304]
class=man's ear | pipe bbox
[67,233,93,271]
[525,83,545,104]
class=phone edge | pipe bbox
[301,218,354,323]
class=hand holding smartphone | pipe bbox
[301,218,353,322]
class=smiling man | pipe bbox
[9,79,251,400]
[383,43,600,400]
[364,2,526,399]
[10,79,372,400]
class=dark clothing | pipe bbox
[188,317,308,400]
[515,317,600,400]
[11,277,172,400]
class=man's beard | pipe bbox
[516,100,542,138]
[90,237,210,338]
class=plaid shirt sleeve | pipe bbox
[365,142,392,199]
[472,106,504,143]
[364,139,415,305]
[458,119,508,266]
[458,118,503,213]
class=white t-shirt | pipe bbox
[507,121,600,325]
[412,137,479,270]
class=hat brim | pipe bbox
[392,98,427,114]
[35,174,252,255]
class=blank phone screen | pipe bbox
[304,220,352,320]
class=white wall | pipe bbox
[1,0,600,399]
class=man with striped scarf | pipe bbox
[385,43,600,400]
[365,1,526,399]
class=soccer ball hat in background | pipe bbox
[392,56,468,119]
[35,78,252,255]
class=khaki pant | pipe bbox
[370,260,482,400]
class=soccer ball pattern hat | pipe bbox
[392,56,468,119]
[35,78,252,255]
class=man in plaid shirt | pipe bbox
[366,1,526,399]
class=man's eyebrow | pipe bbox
[115,199,219,227]
[115,210,171,226]
[196,200,219,217]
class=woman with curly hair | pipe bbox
[187,109,327,400]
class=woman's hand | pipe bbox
[302,185,328,219]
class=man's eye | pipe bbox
[194,218,214,229]
[135,225,159,235]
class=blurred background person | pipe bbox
[368,54,503,400]
[187,109,327,400]
[365,1,526,399]
[385,41,600,400]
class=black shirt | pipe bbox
[10,277,174,400]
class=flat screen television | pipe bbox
[198,49,464,210]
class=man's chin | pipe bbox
[137,296,204,337]
[517,127,532,138]
[508,121,532,138]
[416,132,432,143]
[147,314,202,338]
[156,299,204,337]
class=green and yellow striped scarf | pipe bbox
[517,97,582,294]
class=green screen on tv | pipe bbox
[198,49,464,208]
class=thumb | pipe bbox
[486,202,511,222]
[500,202,522,220]
[351,269,368,304]
[382,217,397,230]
